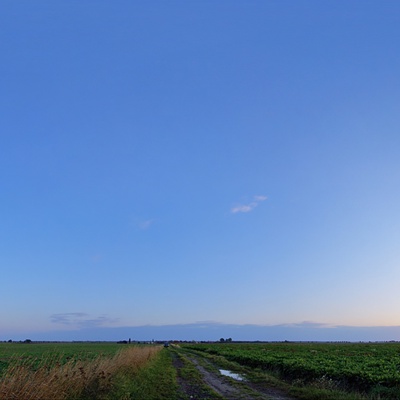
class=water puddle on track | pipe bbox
[219,369,245,381]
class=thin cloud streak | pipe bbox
[254,195,268,202]
[231,203,257,213]
[231,195,268,214]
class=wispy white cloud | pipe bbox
[231,195,268,214]
[231,203,257,213]
[254,195,268,202]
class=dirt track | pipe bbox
[172,348,297,400]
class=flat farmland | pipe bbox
[184,342,400,399]
[0,342,175,400]
[0,342,122,374]
[2,341,400,399]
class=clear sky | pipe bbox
[1,1,400,341]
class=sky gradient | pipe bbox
[1,1,400,342]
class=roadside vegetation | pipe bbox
[0,342,167,400]
[105,347,178,400]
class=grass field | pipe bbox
[0,342,122,374]
[0,342,173,399]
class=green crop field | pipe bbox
[0,342,176,399]
[2,341,400,399]
[0,342,123,375]
[184,342,400,398]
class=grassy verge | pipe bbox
[105,348,179,400]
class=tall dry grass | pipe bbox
[0,345,161,400]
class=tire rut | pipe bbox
[173,349,297,400]
[172,351,217,399]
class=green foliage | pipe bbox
[184,342,400,398]
[106,349,178,400]
[0,343,163,399]
[0,342,123,374]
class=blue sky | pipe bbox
[1,1,400,341]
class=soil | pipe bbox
[172,349,297,400]
[172,352,214,399]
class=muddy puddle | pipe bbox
[219,369,245,381]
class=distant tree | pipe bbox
[24,339,32,344]
[7,339,12,343]
[219,338,225,342]
[226,338,232,342]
